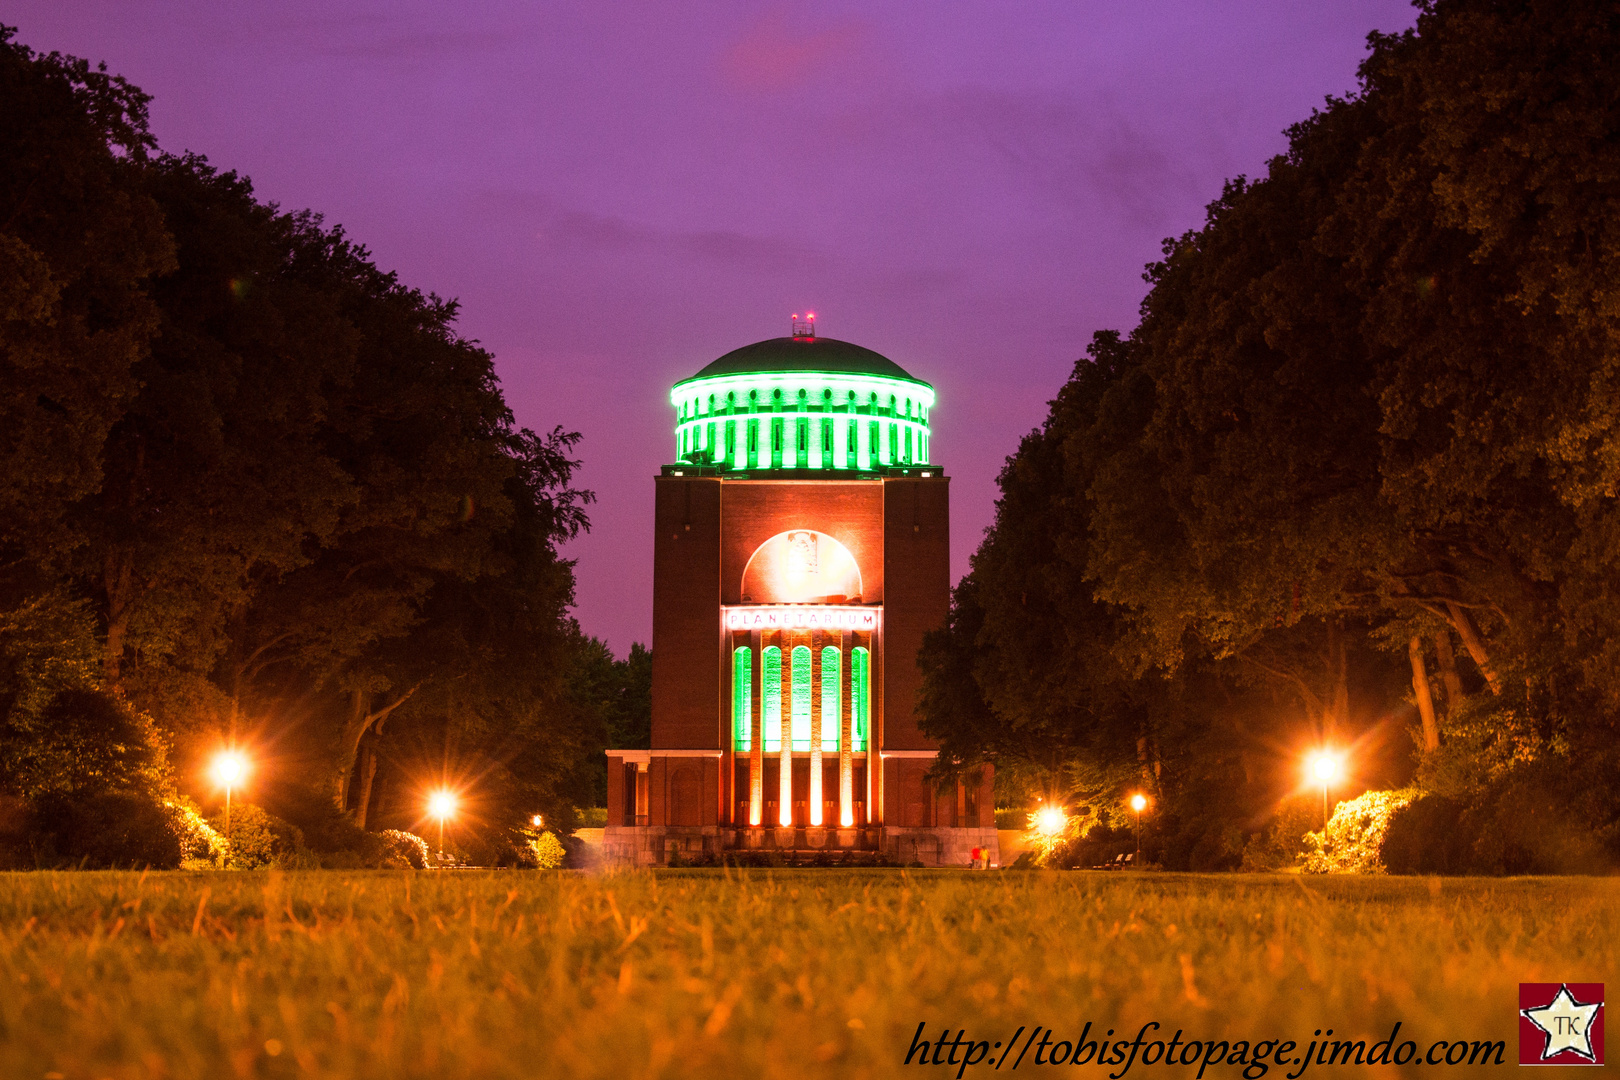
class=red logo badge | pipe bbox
[1519,983,1604,1065]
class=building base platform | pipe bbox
[601,825,1000,868]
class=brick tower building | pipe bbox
[603,319,997,866]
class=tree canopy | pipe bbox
[0,26,609,867]
[921,0,1620,873]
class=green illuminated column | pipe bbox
[821,646,839,828]
[791,645,811,751]
[762,647,781,752]
[820,647,840,752]
[732,647,752,751]
[851,646,870,751]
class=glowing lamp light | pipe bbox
[1130,794,1147,813]
[210,750,249,790]
[1305,748,1346,828]
[1033,805,1066,837]
[427,789,458,856]
[1306,750,1345,786]
[531,814,543,828]
[209,749,250,851]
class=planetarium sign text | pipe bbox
[723,605,880,631]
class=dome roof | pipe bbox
[683,336,927,385]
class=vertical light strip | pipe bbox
[762,647,781,752]
[839,638,854,827]
[852,646,870,752]
[820,647,840,752]
[732,646,752,751]
[750,642,763,826]
[779,642,793,827]
[791,645,811,750]
[809,645,823,826]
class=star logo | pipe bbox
[1519,983,1604,1065]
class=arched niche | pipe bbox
[740,530,863,604]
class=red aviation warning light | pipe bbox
[791,312,816,338]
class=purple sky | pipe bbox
[12,1,1416,654]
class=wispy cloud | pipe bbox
[719,8,869,92]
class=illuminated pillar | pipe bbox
[749,641,763,826]
[823,643,847,827]
[778,640,793,827]
[763,645,781,824]
[732,644,753,827]
[808,643,823,826]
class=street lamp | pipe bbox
[1033,804,1066,838]
[428,790,457,855]
[1305,749,1345,827]
[210,750,249,849]
[1129,793,1147,862]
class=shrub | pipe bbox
[380,829,429,869]
[1302,789,1417,874]
[994,808,1028,830]
[1380,794,1470,875]
[168,799,227,868]
[1240,794,1320,871]
[28,791,183,868]
[204,803,309,869]
[531,831,565,869]
[577,807,608,828]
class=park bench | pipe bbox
[1092,852,1135,870]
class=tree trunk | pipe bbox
[1444,602,1501,695]
[333,684,419,812]
[354,741,379,830]
[102,550,134,687]
[1327,620,1349,736]
[335,688,370,808]
[1434,631,1464,708]
[1409,636,1439,752]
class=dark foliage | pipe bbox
[920,0,1620,873]
[0,25,602,865]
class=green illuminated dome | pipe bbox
[669,333,936,474]
[691,336,922,382]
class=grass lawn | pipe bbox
[0,869,1612,1078]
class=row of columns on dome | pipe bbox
[678,413,928,470]
[729,626,873,830]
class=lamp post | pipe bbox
[210,750,249,852]
[1130,793,1147,862]
[428,790,457,856]
[1306,750,1344,828]
[1032,802,1066,861]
